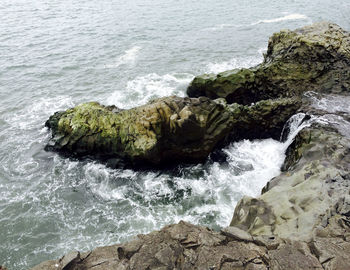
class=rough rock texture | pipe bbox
[45,96,300,166]
[30,221,325,270]
[45,96,234,166]
[187,22,350,104]
[228,97,301,141]
[33,109,350,270]
[34,22,350,270]
[229,101,350,269]
[230,124,350,242]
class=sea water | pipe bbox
[0,0,349,268]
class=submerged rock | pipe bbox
[45,96,299,166]
[187,22,350,104]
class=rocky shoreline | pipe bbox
[28,22,350,269]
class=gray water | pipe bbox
[1,0,350,269]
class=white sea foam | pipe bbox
[204,23,237,31]
[251,13,310,25]
[84,113,313,228]
[206,51,264,74]
[306,91,350,114]
[107,73,194,108]
[104,46,141,69]
[206,13,310,32]
[5,96,74,130]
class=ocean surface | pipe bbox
[1,0,349,268]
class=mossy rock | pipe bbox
[45,96,234,166]
[187,22,350,103]
[45,96,300,167]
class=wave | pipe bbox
[106,73,194,109]
[4,96,74,131]
[251,13,310,25]
[204,24,237,31]
[104,46,141,69]
[205,13,310,32]
[205,49,265,74]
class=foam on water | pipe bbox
[1,0,349,268]
[107,73,194,108]
[305,91,350,137]
[252,13,311,25]
[205,50,265,73]
[206,13,311,32]
[103,46,141,69]
[204,23,238,31]
[306,91,350,114]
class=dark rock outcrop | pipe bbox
[31,221,325,270]
[34,97,350,270]
[228,97,301,140]
[187,22,350,104]
[45,96,300,166]
[34,22,350,270]
[45,96,234,166]
[231,123,350,241]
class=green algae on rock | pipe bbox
[187,22,350,104]
[228,97,301,140]
[36,21,350,270]
[45,96,300,166]
[38,109,350,270]
[45,96,235,166]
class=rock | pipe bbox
[35,22,350,270]
[30,221,326,270]
[221,226,253,242]
[310,215,350,270]
[45,96,299,166]
[45,96,234,166]
[230,124,350,242]
[268,240,323,270]
[228,97,301,140]
[59,251,81,270]
[187,22,350,104]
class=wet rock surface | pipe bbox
[45,96,299,167]
[33,95,350,269]
[45,96,234,166]
[33,22,350,270]
[231,124,350,240]
[187,22,350,104]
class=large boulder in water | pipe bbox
[45,96,300,166]
[45,96,234,166]
[187,22,350,104]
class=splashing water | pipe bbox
[1,0,349,269]
[107,73,194,108]
[103,46,142,69]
